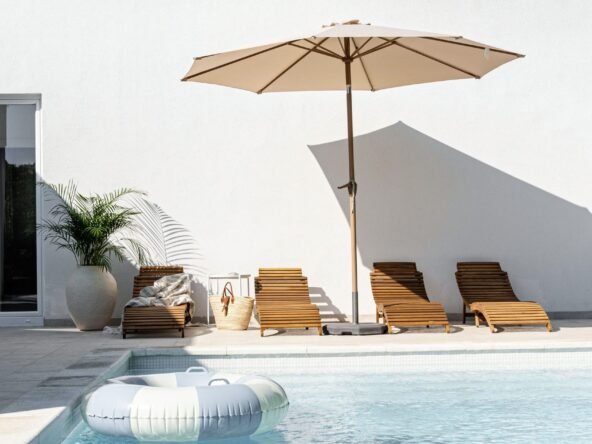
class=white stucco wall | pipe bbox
[1,0,591,321]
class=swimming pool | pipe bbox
[62,350,592,443]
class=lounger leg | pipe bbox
[445,324,450,333]
[180,328,185,338]
[122,331,126,339]
[376,310,379,323]
[546,322,553,332]
[260,328,265,337]
[462,306,466,324]
[317,327,323,336]
[489,323,496,333]
[475,315,480,328]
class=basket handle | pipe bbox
[220,281,235,316]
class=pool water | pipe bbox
[63,368,592,443]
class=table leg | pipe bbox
[206,278,210,326]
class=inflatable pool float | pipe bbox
[83,367,289,441]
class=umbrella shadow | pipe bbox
[308,286,347,322]
[308,121,592,315]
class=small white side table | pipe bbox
[206,273,251,325]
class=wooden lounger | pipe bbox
[370,262,450,333]
[456,262,552,332]
[471,302,552,332]
[255,268,322,337]
[122,266,189,339]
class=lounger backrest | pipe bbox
[258,268,303,278]
[133,265,184,297]
[455,262,518,304]
[373,262,418,273]
[255,268,311,305]
[456,262,503,273]
[370,262,430,305]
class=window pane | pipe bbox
[0,104,37,312]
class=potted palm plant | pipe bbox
[39,182,146,330]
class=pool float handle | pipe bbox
[208,378,230,386]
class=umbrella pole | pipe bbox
[328,40,387,336]
[344,39,359,324]
[324,41,388,336]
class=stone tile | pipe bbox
[0,415,50,444]
[65,359,115,370]
[0,386,83,414]
[1,371,50,383]
[0,382,36,397]
[39,376,96,387]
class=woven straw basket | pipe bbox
[209,282,254,330]
[209,296,254,330]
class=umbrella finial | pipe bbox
[323,19,368,28]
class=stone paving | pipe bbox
[1,319,592,442]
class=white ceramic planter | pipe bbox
[65,266,117,331]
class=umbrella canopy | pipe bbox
[182,20,522,92]
[182,20,523,328]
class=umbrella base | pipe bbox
[323,322,387,336]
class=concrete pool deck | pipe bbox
[2,319,592,443]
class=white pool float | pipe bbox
[82,367,289,441]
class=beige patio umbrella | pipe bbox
[182,20,523,333]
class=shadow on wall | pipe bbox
[309,286,347,322]
[113,197,208,320]
[309,122,592,313]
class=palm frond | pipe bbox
[37,181,148,271]
[113,196,206,277]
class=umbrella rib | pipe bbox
[337,38,346,55]
[422,37,525,58]
[289,41,342,59]
[354,37,401,59]
[393,41,481,79]
[257,37,330,94]
[350,37,373,59]
[181,40,295,81]
[303,39,343,58]
[351,39,375,91]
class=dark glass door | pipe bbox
[0,104,37,312]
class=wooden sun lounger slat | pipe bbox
[456,262,552,332]
[383,303,450,331]
[255,268,322,336]
[122,266,188,339]
[470,302,552,332]
[258,268,303,278]
[371,262,450,333]
[456,262,504,272]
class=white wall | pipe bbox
[0,0,591,320]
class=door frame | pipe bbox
[0,95,43,326]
